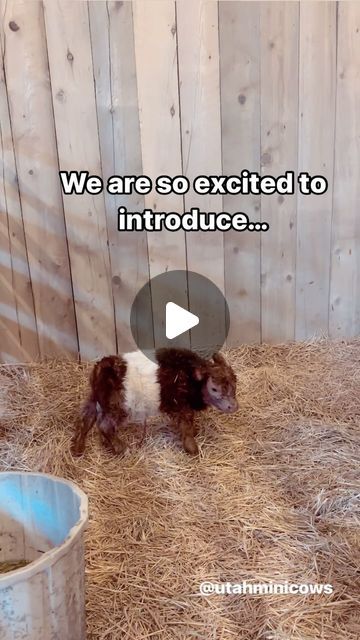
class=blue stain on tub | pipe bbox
[0,477,80,547]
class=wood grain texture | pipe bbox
[1,0,77,357]
[89,1,153,353]
[219,1,261,345]
[177,0,223,289]
[1,0,360,362]
[330,2,360,338]
[260,1,299,343]
[133,0,188,347]
[132,0,187,275]
[177,0,225,350]
[0,10,38,362]
[296,1,336,340]
[43,0,116,359]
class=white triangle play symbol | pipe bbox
[166,302,199,340]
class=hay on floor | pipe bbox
[0,339,359,639]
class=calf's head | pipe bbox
[196,352,238,414]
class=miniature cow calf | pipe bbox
[71,347,238,457]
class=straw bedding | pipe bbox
[0,339,359,639]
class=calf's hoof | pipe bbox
[70,438,85,457]
[110,438,127,456]
[183,436,199,456]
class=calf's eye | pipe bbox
[211,387,217,392]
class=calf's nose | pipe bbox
[227,399,239,413]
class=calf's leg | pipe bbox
[98,413,126,455]
[138,419,148,446]
[178,412,199,455]
[71,399,97,456]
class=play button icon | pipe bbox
[130,270,230,362]
[166,302,199,339]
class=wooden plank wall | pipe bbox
[1,0,360,362]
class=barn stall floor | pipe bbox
[0,340,359,640]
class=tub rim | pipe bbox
[0,471,88,588]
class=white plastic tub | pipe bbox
[0,472,88,640]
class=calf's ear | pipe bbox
[193,366,206,381]
[212,352,227,366]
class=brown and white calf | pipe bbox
[71,348,238,456]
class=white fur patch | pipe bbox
[122,351,161,424]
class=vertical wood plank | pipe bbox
[330,2,360,338]
[89,1,153,353]
[177,0,225,351]
[219,1,261,345]
[177,0,223,291]
[133,0,188,346]
[0,21,38,362]
[1,0,78,358]
[296,1,336,340]
[43,0,116,360]
[260,1,299,343]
